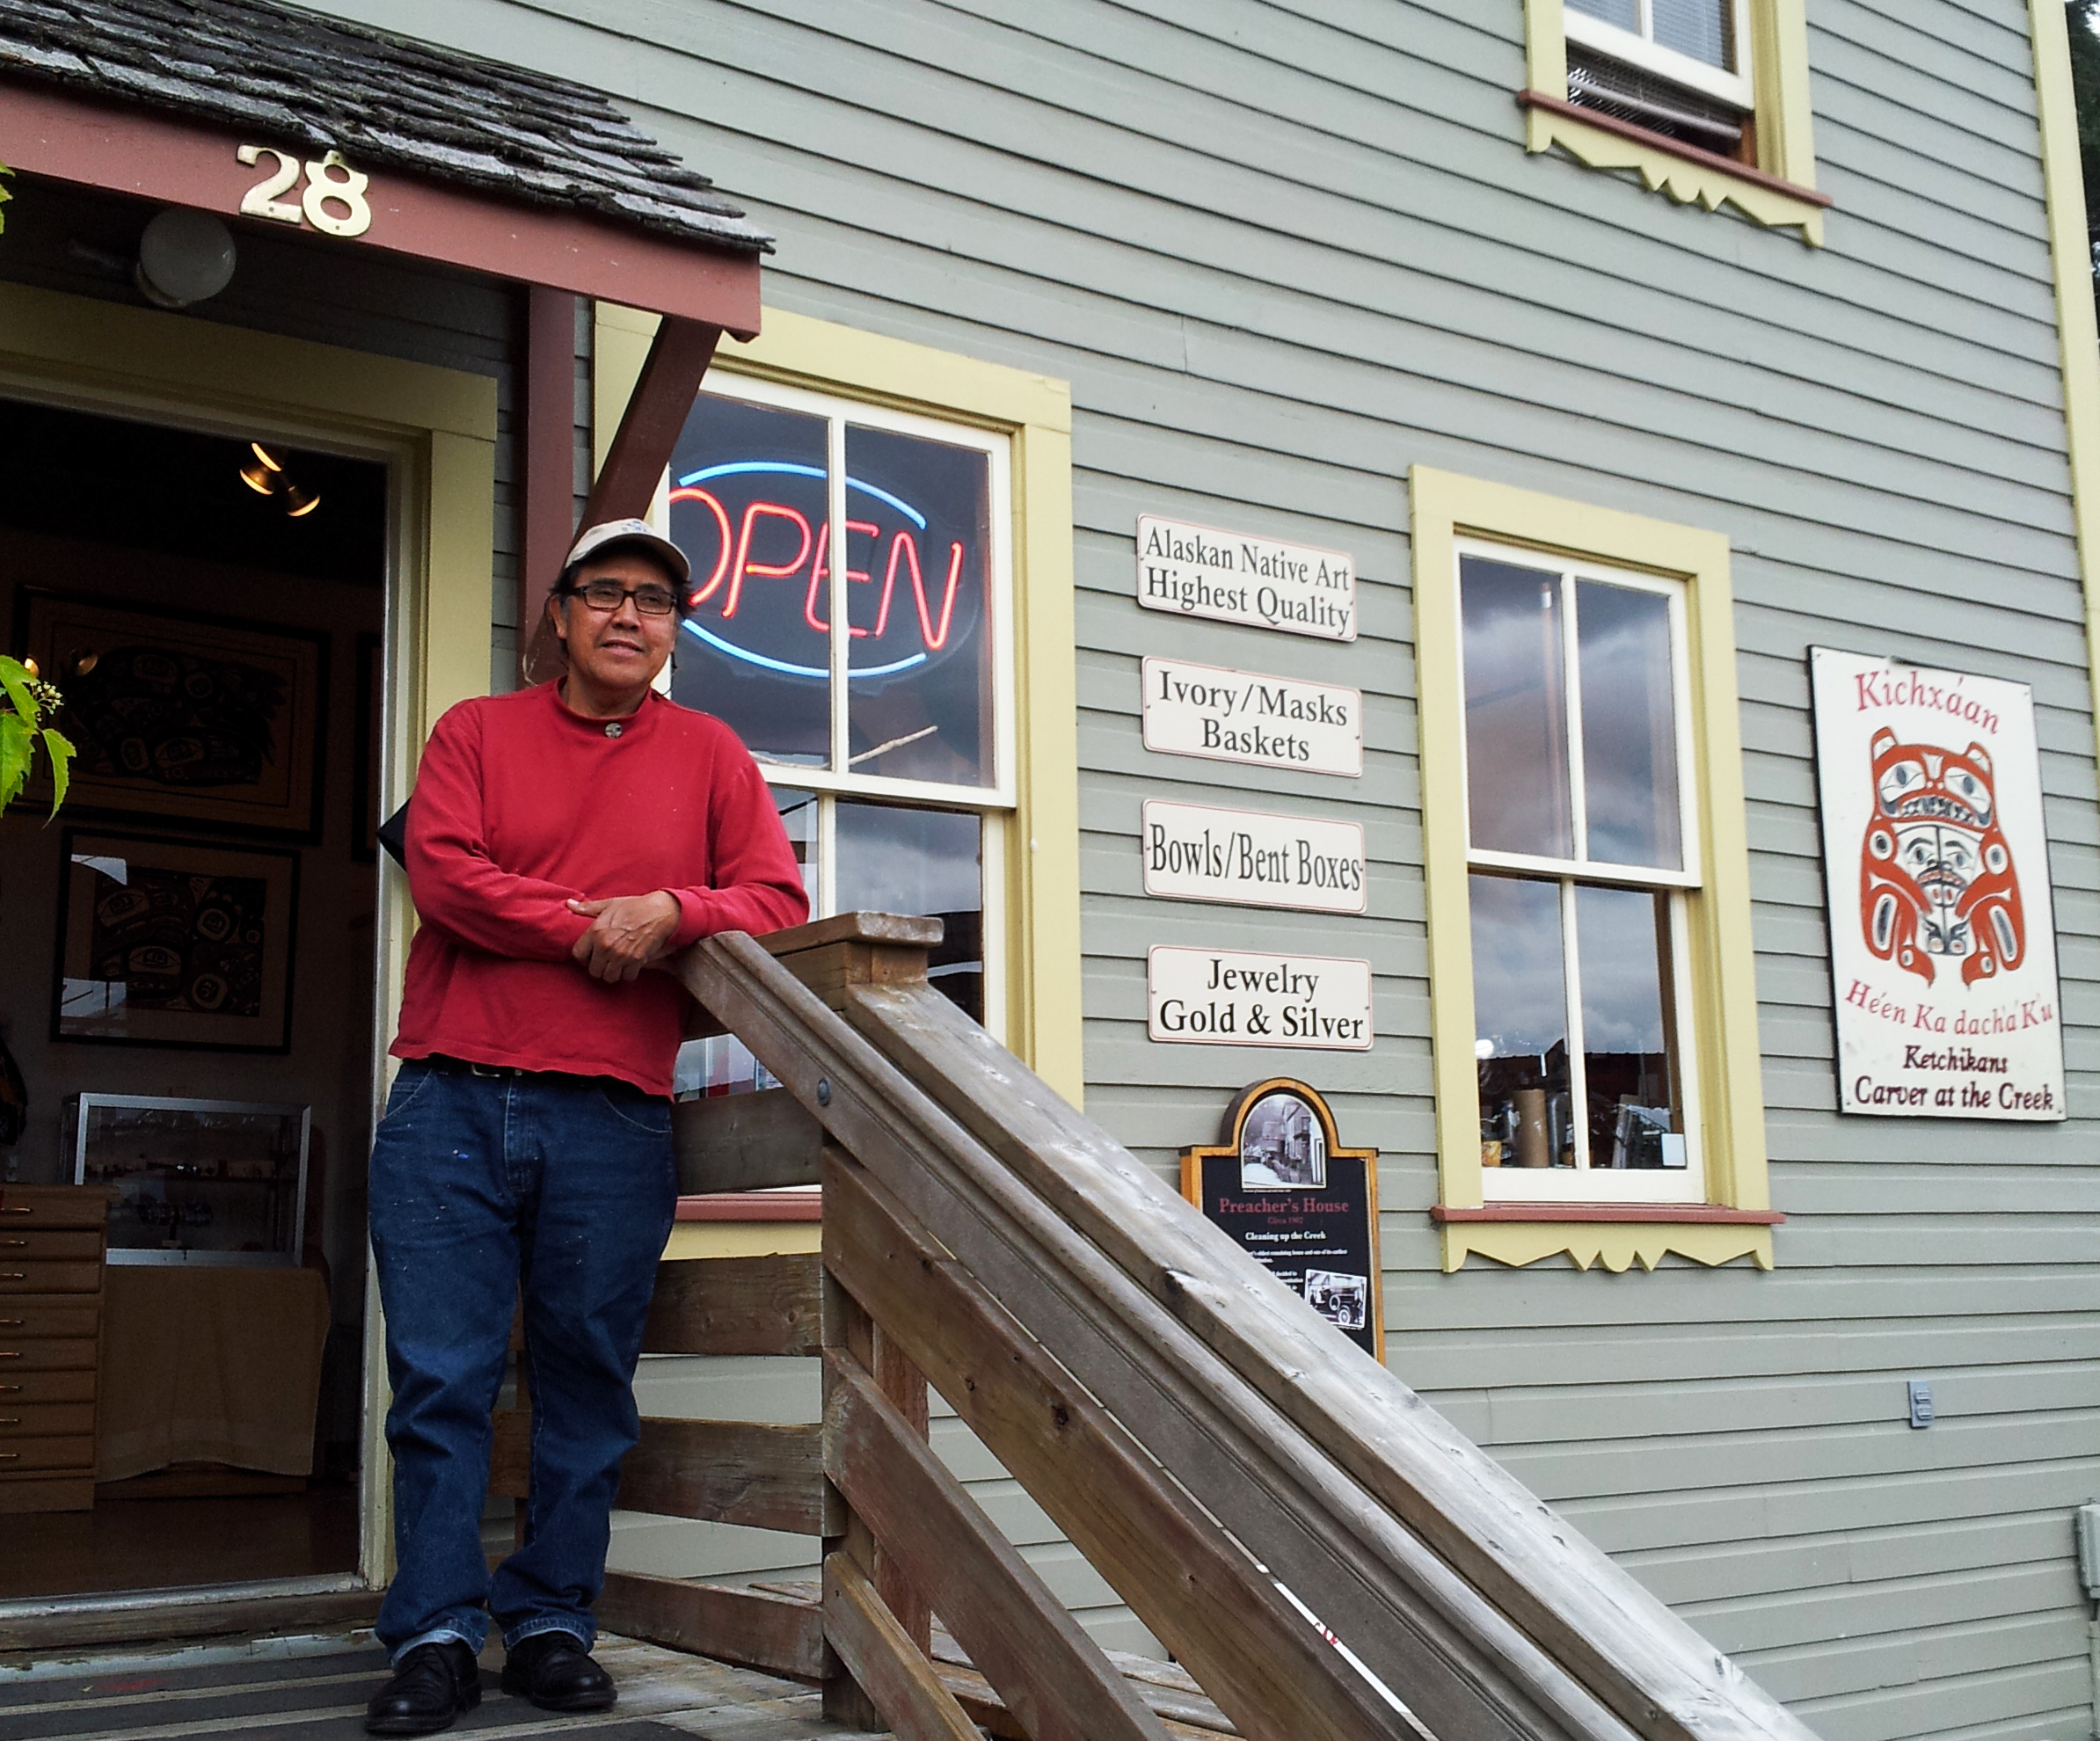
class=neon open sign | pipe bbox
[672,460,974,681]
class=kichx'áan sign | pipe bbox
[1148,947,1374,1051]
[1141,657,1361,777]
[1141,800,1367,914]
[1812,647,2065,1120]
[1136,514,1356,641]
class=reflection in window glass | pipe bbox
[1471,875,1574,1170]
[1462,557,1571,859]
[672,788,818,1101]
[842,425,994,788]
[1577,581,1681,870]
[1651,0,1732,69]
[837,802,983,1021]
[1566,0,1638,28]
[667,395,832,767]
[1574,885,1680,1168]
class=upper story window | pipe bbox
[1460,541,1703,1204]
[1564,0,1754,162]
[1521,0,1828,244]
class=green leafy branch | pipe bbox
[0,655,73,820]
[0,157,11,235]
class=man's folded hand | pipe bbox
[566,891,682,983]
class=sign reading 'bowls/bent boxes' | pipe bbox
[1148,947,1374,1050]
[1135,514,1357,641]
[1141,657,1361,777]
[1811,647,2066,1120]
[1141,799,1367,914]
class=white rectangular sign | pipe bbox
[1135,514,1356,641]
[1147,946,1374,1051]
[1141,799,1367,914]
[1141,656,1361,777]
[1812,647,2065,1119]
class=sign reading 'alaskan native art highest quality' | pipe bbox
[1811,647,2065,1120]
[1141,657,1361,777]
[1141,799,1367,914]
[1148,947,1374,1050]
[1135,514,1357,641]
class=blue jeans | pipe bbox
[368,1060,676,1659]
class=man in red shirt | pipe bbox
[364,521,807,1736]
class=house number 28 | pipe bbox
[237,145,374,238]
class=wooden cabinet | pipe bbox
[0,1184,111,1513]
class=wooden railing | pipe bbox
[497,914,1816,1741]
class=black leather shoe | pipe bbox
[365,1640,481,1736]
[500,1630,616,1713]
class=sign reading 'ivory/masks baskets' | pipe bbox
[1141,656,1362,777]
[1148,947,1374,1050]
[1135,515,1357,641]
[1812,648,2065,1120]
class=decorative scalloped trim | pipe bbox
[1439,1221,1776,1274]
[1524,107,1825,246]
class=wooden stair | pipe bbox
[493,913,1816,1741]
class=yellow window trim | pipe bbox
[1523,0,1826,245]
[594,302,1083,1108]
[2031,0,2100,778]
[1410,466,1771,1273]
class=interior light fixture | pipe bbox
[235,441,322,519]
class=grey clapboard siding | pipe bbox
[288,0,2100,1732]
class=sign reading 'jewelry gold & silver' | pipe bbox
[1141,799,1367,914]
[1148,948,1374,1050]
[1141,656,1361,777]
[1135,514,1357,641]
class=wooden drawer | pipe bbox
[0,1262,101,1295]
[0,1369,96,1405]
[0,1230,102,1263]
[0,1188,112,1231]
[0,1298,101,1342]
[0,1435,95,1474]
[0,1338,98,1373]
[0,1403,94,1439]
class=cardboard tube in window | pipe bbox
[1513,1089,1551,1169]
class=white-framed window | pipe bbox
[662,375,1015,1096]
[1564,0,1755,159]
[1457,538,1704,1205]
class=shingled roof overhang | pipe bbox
[0,0,769,335]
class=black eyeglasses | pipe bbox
[561,579,680,616]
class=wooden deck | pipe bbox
[0,1626,1236,1741]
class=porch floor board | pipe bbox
[0,1635,886,1741]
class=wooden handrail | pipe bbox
[675,922,1819,1741]
[680,928,1622,1741]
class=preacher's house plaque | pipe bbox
[1135,514,1356,641]
[1141,798,1367,914]
[1811,646,2066,1120]
[1180,1077,1382,1359]
[1141,656,1362,778]
[1147,946,1373,1051]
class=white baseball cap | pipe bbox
[563,518,691,588]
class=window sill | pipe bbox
[675,1190,821,1224]
[1516,90,1830,245]
[1430,1202,1783,1273]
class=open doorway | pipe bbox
[0,394,385,1599]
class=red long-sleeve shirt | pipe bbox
[391,682,808,1096]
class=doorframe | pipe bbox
[0,279,497,1612]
